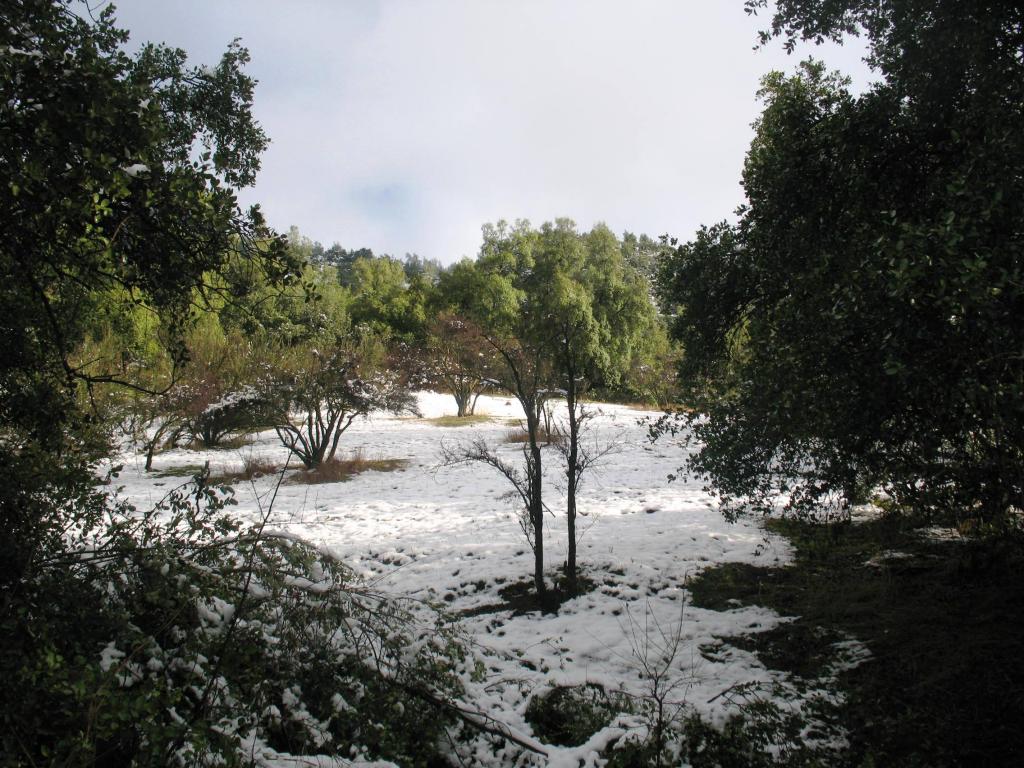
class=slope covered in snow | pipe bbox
[115,391,839,764]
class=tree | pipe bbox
[268,340,416,469]
[532,221,657,586]
[0,6,485,766]
[1,0,299,574]
[658,2,1024,522]
[348,254,430,340]
[620,231,666,284]
[176,323,281,448]
[214,250,352,344]
[0,2,301,759]
[443,222,557,598]
[316,244,374,286]
[402,252,444,284]
[422,311,497,417]
[0,0,298,457]
[443,219,659,594]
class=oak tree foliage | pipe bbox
[659,1,1024,521]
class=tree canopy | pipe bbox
[442,219,664,595]
[659,1,1024,521]
[0,0,299,453]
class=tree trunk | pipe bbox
[525,407,546,600]
[144,419,178,472]
[566,379,579,590]
[531,439,545,599]
[454,390,470,417]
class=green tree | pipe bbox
[534,221,658,585]
[0,0,297,456]
[268,339,416,469]
[348,254,430,340]
[442,221,556,598]
[443,220,659,594]
[658,2,1024,522]
[175,321,281,449]
[1,0,298,570]
[422,311,497,417]
[331,245,374,286]
[402,252,444,284]
[0,6,478,766]
[0,1,301,760]
[620,231,666,284]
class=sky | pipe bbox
[108,1,874,264]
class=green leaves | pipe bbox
[1,0,300,448]
[462,219,660,396]
[658,1,1024,520]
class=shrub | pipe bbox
[185,388,280,448]
[525,683,627,747]
[208,454,282,483]
[1,468,469,767]
[267,341,417,469]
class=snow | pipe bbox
[2,45,44,58]
[114,391,851,764]
[99,640,124,672]
[918,526,964,542]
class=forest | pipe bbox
[1,0,1022,766]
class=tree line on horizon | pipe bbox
[82,217,677,463]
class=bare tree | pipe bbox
[620,602,695,767]
[440,437,551,566]
[118,390,188,471]
[484,339,555,599]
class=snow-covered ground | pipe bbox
[114,392,832,764]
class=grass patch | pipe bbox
[423,414,492,427]
[209,455,283,484]
[287,450,409,485]
[716,624,846,682]
[503,426,566,447]
[686,515,1024,766]
[185,433,255,451]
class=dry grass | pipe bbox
[424,414,492,427]
[503,426,566,447]
[151,463,208,479]
[209,455,283,484]
[287,448,409,485]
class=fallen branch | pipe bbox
[401,683,549,758]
